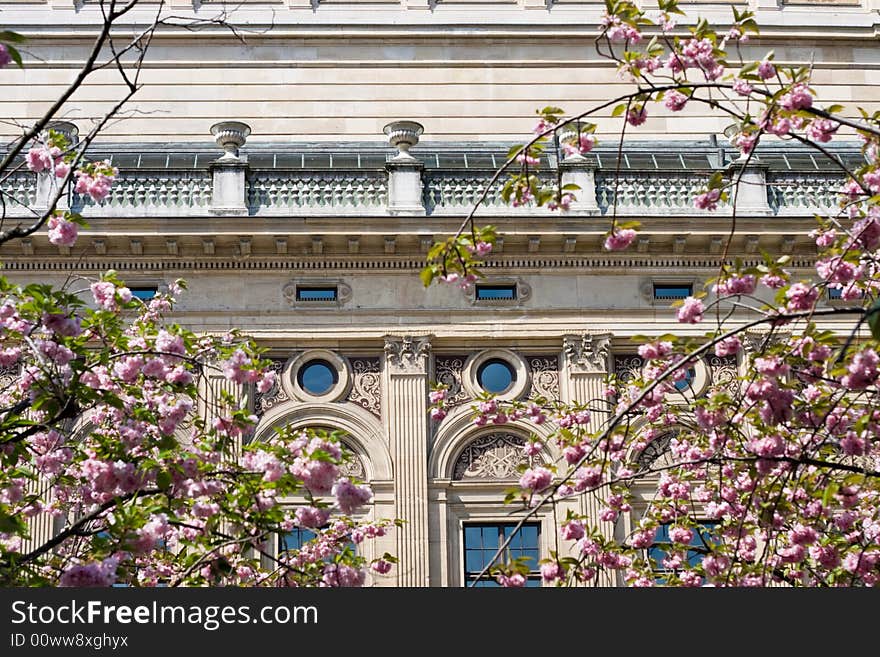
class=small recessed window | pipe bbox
[476,358,516,394]
[653,283,693,301]
[130,286,158,301]
[296,286,338,302]
[297,359,338,395]
[828,287,843,300]
[475,284,517,301]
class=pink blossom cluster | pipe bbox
[74,160,118,203]
[601,14,642,42]
[46,212,78,247]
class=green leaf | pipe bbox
[0,30,26,44]
[868,299,880,340]
[611,103,627,118]
[156,470,172,491]
[419,266,436,288]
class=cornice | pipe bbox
[0,253,817,272]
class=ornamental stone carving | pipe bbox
[452,433,537,480]
[434,355,469,406]
[348,357,381,417]
[742,329,791,356]
[614,355,644,385]
[384,335,431,374]
[340,442,367,481]
[528,356,560,401]
[707,354,739,396]
[254,359,290,416]
[564,332,612,374]
[635,429,678,472]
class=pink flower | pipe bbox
[59,556,120,587]
[90,281,118,311]
[733,132,758,156]
[372,559,393,575]
[757,59,776,80]
[780,84,813,111]
[841,348,879,389]
[46,213,78,247]
[626,106,647,126]
[806,119,838,143]
[429,407,447,421]
[429,389,447,403]
[541,561,565,583]
[638,341,672,360]
[496,572,527,587]
[664,90,688,112]
[677,297,704,324]
[519,467,552,492]
[714,336,741,357]
[668,526,694,544]
[473,241,492,257]
[54,161,71,179]
[785,283,819,312]
[562,520,585,541]
[732,78,753,96]
[0,44,11,68]
[332,478,373,515]
[694,188,721,211]
[295,505,330,529]
[604,228,637,251]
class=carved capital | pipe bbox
[384,335,431,374]
[742,329,791,356]
[563,332,612,374]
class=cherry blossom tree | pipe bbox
[0,3,394,587]
[427,0,880,587]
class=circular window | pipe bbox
[283,350,351,403]
[462,349,530,401]
[476,359,516,394]
[297,360,338,396]
[673,366,697,392]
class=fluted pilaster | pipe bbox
[383,334,432,586]
[562,331,617,586]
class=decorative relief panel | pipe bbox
[254,358,290,416]
[347,357,381,417]
[614,354,644,384]
[452,433,537,480]
[434,355,469,407]
[528,356,560,401]
[564,332,612,374]
[340,442,367,481]
[635,429,678,472]
[707,354,739,396]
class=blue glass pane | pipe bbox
[466,550,487,573]
[464,525,483,547]
[130,287,157,300]
[477,360,515,394]
[673,367,696,392]
[297,287,337,301]
[279,528,317,553]
[828,287,843,299]
[297,360,337,395]
[653,284,693,300]
[476,285,516,300]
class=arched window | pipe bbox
[452,432,538,480]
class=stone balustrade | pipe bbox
[0,121,855,220]
[247,171,387,215]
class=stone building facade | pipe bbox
[0,0,875,585]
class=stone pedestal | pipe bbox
[559,155,599,215]
[383,335,432,586]
[726,158,772,216]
